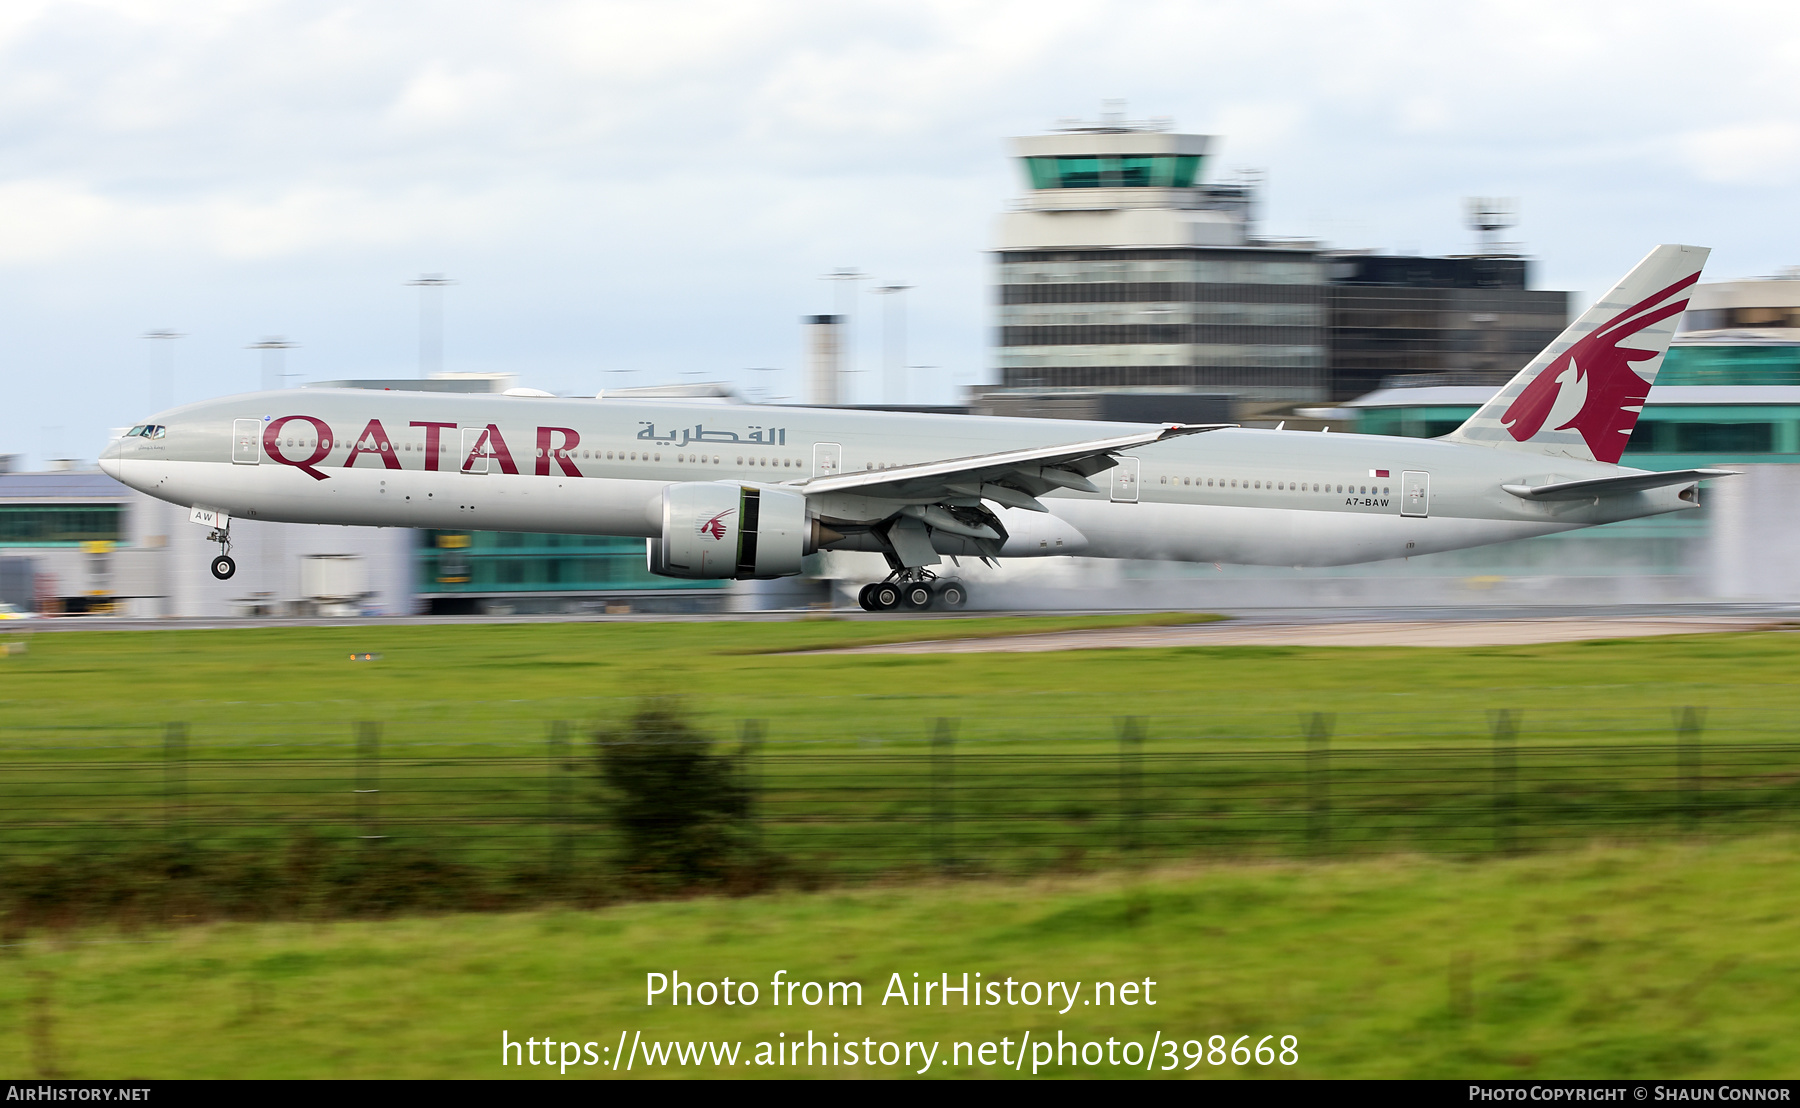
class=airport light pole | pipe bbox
[142,329,183,410]
[821,268,868,403]
[406,274,456,378]
[248,337,296,391]
[875,283,913,405]
[748,366,784,403]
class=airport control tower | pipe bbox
[992,111,1328,405]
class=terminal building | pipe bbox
[981,115,1572,417]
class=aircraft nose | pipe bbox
[97,436,123,479]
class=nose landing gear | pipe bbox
[855,571,968,611]
[206,525,236,580]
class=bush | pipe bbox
[592,702,750,887]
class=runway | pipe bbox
[9,604,1798,647]
[809,614,1787,654]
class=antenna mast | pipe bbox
[1464,198,1519,256]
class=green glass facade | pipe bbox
[1024,155,1200,190]
[1356,403,1800,465]
[1354,344,1800,468]
[0,505,122,546]
[417,531,725,595]
[1656,343,1800,386]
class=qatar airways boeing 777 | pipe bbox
[101,244,1730,610]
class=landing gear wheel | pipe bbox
[870,582,901,611]
[937,580,968,609]
[857,584,880,611]
[901,582,935,610]
[210,555,237,581]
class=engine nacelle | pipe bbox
[647,482,816,580]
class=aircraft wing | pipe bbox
[800,423,1230,511]
[1501,468,1738,501]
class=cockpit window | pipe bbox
[127,425,146,437]
[149,426,166,439]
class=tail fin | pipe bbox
[1443,244,1709,464]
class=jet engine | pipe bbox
[647,481,826,580]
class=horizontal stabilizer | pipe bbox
[1501,468,1738,501]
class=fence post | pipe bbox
[1490,709,1518,855]
[355,721,383,843]
[1305,713,1333,855]
[1117,716,1145,855]
[738,719,765,854]
[547,721,572,881]
[1675,706,1704,832]
[163,722,188,850]
[931,718,956,873]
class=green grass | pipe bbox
[2,616,1798,743]
[3,834,1797,1078]
[2,619,1798,885]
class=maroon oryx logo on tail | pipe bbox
[1501,272,1698,463]
[697,509,734,541]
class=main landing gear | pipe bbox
[856,572,968,612]
[206,526,236,580]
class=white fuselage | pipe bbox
[101,389,1697,569]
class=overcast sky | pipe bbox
[4,0,1799,463]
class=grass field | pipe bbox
[3,615,1799,742]
[2,618,1799,905]
[2,617,1799,1078]
[2,834,1796,1079]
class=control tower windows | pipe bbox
[1024,155,1201,190]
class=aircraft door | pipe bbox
[1111,457,1140,503]
[460,426,489,474]
[232,419,261,464]
[812,442,842,479]
[1401,470,1430,517]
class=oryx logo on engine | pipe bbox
[697,509,735,541]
